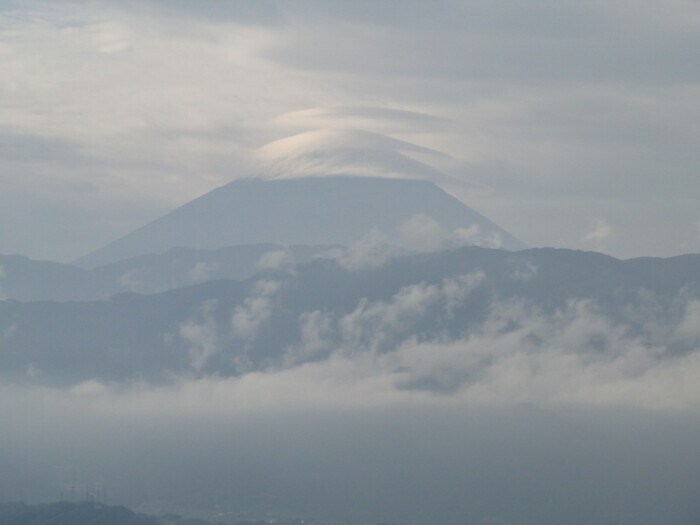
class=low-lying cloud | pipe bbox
[336,213,505,271]
[3,287,700,523]
[583,217,614,251]
[35,286,697,415]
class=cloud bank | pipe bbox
[2,294,700,523]
[2,254,700,523]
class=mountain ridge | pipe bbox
[3,245,699,385]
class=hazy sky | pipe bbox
[1,0,699,261]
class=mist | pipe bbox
[3,273,700,524]
[3,371,700,525]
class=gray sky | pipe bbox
[1,0,699,261]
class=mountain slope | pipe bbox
[74,176,525,268]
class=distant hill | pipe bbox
[0,245,334,302]
[73,176,525,269]
[2,246,698,385]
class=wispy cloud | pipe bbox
[231,279,285,340]
[4,294,700,414]
[582,217,614,250]
[179,300,221,372]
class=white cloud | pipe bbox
[336,229,397,272]
[6,295,700,415]
[179,299,221,372]
[335,272,484,354]
[3,289,700,445]
[231,279,284,340]
[398,213,504,252]
[273,106,450,135]
[397,213,454,253]
[69,378,110,397]
[190,261,219,282]
[264,296,700,412]
[582,217,614,250]
[336,214,507,273]
[257,249,295,272]
[282,310,336,367]
[510,259,538,281]
[255,129,453,183]
[272,294,700,412]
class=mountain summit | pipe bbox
[75,176,525,268]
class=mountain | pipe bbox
[0,245,334,302]
[73,176,525,269]
[3,246,699,385]
[0,254,87,302]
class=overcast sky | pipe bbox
[1,0,699,262]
